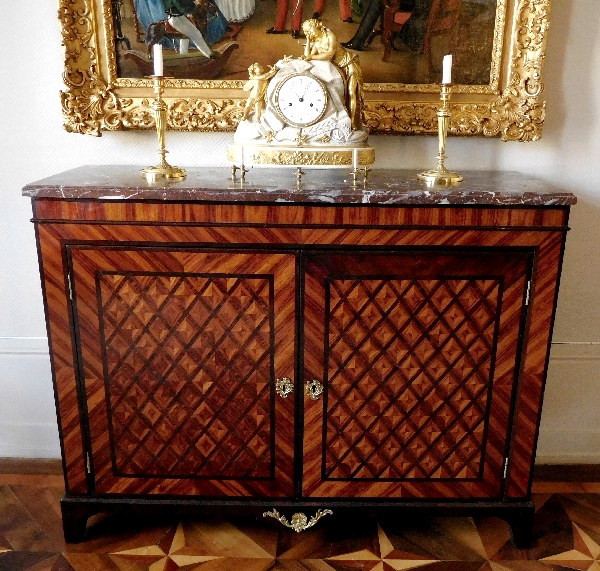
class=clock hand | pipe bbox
[299,83,311,102]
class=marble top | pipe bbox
[22,166,577,206]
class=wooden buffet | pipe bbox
[23,166,576,546]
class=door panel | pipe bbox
[303,250,531,499]
[69,247,296,497]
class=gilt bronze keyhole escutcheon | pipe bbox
[276,377,294,398]
[305,379,324,400]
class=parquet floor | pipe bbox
[2,466,600,571]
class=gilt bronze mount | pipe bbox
[263,509,333,532]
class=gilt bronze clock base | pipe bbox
[227,144,375,172]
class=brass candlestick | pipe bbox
[141,76,187,183]
[418,84,463,186]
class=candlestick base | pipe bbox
[141,162,187,183]
[417,167,463,186]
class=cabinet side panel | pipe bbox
[37,225,88,494]
[505,232,567,498]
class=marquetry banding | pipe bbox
[32,200,568,230]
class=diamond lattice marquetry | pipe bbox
[100,273,274,478]
[326,278,500,481]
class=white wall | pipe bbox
[1,1,599,461]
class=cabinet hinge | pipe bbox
[67,274,74,301]
[503,458,509,479]
[524,280,532,306]
[86,452,91,475]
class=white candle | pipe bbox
[179,39,189,55]
[153,44,163,76]
[352,148,358,170]
[442,54,452,84]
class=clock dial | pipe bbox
[275,73,328,127]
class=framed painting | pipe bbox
[59,0,550,139]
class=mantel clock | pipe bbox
[227,20,375,172]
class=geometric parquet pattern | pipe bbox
[3,473,600,571]
[99,273,274,478]
[326,278,500,480]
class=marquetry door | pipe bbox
[67,246,296,497]
[302,250,532,500]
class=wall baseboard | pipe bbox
[0,337,61,458]
[0,422,61,459]
[535,437,600,464]
[536,343,600,463]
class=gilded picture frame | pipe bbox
[59,0,550,140]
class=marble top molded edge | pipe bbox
[22,166,577,206]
